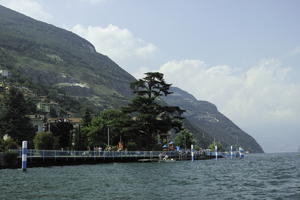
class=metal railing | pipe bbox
[12,149,187,159]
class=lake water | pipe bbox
[0,153,299,200]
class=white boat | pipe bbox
[159,158,176,162]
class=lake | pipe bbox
[0,153,299,200]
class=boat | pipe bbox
[159,158,176,162]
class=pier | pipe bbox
[6,149,215,168]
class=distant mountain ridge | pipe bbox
[0,5,263,152]
[164,87,264,153]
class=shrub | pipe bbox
[0,138,19,152]
[105,145,117,151]
[34,132,58,150]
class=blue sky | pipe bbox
[0,0,299,152]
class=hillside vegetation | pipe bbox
[0,5,135,111]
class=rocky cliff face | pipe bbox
[164,87,264,153]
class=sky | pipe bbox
[0,0,299,152]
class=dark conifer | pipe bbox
[122,72,184,150]
[0,87,35,145]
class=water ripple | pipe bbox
[0,153,299,200]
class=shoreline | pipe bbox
[0,150,220,169]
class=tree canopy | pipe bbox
[0,72,188,151]
[122,72,184,150]
[50,119,73,149]
[175,129,195,150]
[208,141,223,151]
[83,109,130,149]
[0,87,35,145]
[33,132,58,150]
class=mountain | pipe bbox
[164,87,264,153]
[0,5,263,152]
[0,5,135,111]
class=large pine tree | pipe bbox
[50,120,73,149]
[122,72,184,150]
[0,87,35,145]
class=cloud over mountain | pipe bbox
[0,0,51,21]
[71,24,157,68]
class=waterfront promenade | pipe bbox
[5,149,214,168]
[14,149,216,167]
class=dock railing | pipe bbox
[11,149,194,160]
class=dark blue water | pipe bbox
[1,153,299,200]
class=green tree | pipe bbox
[50,120,73,149]
[84,109,129,149]
[82,108,92,127]
[0,99,6,138]
[208,141,223,151]
[33,132,58,150]
[175,129,195,150]
[122,72,184,150]
[72,108,93,150]
[83,115,107,149]
[0,87,35,145]
[73,126,87,150]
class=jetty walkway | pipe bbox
[12,149,214,168]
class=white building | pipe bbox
[0,69,9,77]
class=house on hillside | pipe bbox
[37,102,50,113]
[46,117,82,130]
[68,118,82,128]
[27,114,46,133]
[49,101,60,116]
[0,69,10,78]
[36,95,62,118]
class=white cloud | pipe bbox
[136,43,157,58]
[157,59,300,152]
[158,59,300,123]
[285,46,300,58]
[71,24,157,64]
[79,0,107,4]
[71,24,157,66]
[0,0,52,22]
[132,66,153,79]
